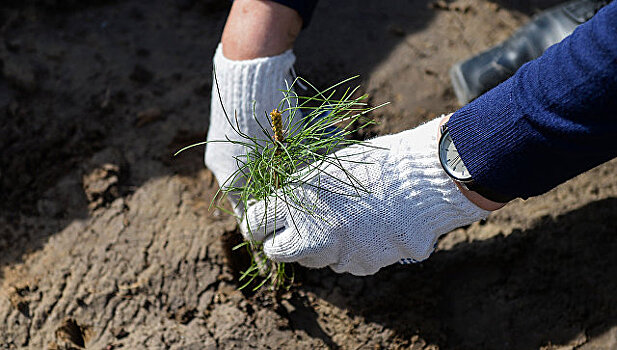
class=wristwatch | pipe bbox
[438,122,512,203]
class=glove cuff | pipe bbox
[210,43,296,131]
[205,44,297,216]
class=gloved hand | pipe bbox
[205,44,300,213]
[241,117,490,275]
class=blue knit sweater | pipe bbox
[449,1,617,200]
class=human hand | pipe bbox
[240,117,490,276]
[205,44,299,213]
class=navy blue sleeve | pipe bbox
[270,0,318,28]
[448,1,617,201]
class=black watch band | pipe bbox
[461,180,515,204]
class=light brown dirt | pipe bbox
[1,0,616,349]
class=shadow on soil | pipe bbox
[293,197,617,349]
[492,0,566,14]
[295,0,565,87]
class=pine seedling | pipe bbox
[176,71,387,291]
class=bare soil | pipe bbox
[2,0,617,349]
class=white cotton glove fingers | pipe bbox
[330,256,388,276]
[262,226,338,269]
[261,223,396,276]
[240,197,287,242]
[261,227,306,263]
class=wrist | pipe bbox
[438,114,507,211]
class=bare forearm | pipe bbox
[221,0,302,60]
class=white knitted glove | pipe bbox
[241,117,490,276]
[205,44,299,213]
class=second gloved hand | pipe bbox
[241,117,490,276]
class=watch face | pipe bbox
[439,128,472,181]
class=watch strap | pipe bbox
[463,181,515,204]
